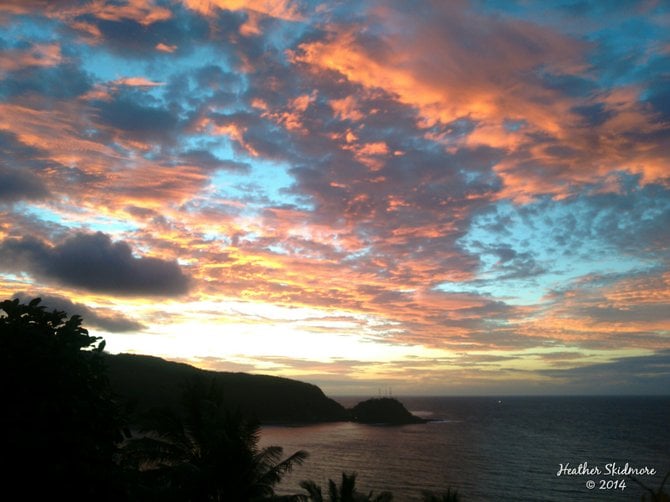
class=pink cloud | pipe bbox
[110,77,165,87]
[155,42,177,53]
[0,43,62,73]
[291,2,668,200]
[183,0,302,20]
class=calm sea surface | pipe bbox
[260,396,670,501]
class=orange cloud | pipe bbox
[1,1,173,44]
[108,163,211,208]
[182,0,302,21]
[261,92,318,133]
[330,95,364,122]
[292,20,580,128]
[0,1,43,16]
[292,4,668,200]
[0,102,119,174]
[207,121,260,157]
[343,140,389,171]
[71,0,172,26]
[110,77,164,87]
[603,272,670,307]
[155,42,177,53]
[0,43,62,73]
[515,272,670,351]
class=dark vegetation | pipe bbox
[122,378,309,501]
[106,353,348,424]
[0,297,125,500]
[298,472,393,501]
[0,297,454,500]
[106,353,423,425]
[9,297,665,501]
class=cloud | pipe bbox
[0,0,173,28]
[110,77,164,87]
[182,0,304,22]
[0,42,62,74]
[292,1,585,126]
[0,165,49,202]
[0,232,189,297]
[290,0,669,200]
[93,95,179,143]
[84,0,172,26]
[180,149,251,172]
[0,0,667,393]
[0,62,93,99]
[541,350,670,394]
[3,2,206,54]
[11,292,144,332]
[0,131,51,203]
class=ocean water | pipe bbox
[260,396,670,501]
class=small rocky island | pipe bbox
[349,397,426,425]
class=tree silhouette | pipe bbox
[123,378,308,501]
[299,472,393,502]
[630,469,670,502]
[421,488,461,502]
[0,297,125,500]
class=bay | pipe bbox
[260,396,670,501]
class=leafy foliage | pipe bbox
[106,353,348,423]
[299,472,393,502]
[631,469,670,502]
[0,296,468,501]
[123,378,308,501]
[0,297,125,500]
[421,488,461,502]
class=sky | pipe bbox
[0,0,669,395]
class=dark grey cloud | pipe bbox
[0,165,49,202]
[11,292,144,332]
[193,64,240,89]
[579,304,670,324]
[570,103,615,127]
[164,66,242,114]
[94,95,179,142]
[76,8,210,57]
[0,231,189,296]
[535,70,597,98]
[180,149,251,173]
[208,110,295,161]
[646,87,670,124]
[541,350,670,394]
[0,131,50,202]
[0,63,92,99]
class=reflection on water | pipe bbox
[260,396,670,501]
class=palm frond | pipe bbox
[255,448,309,492]
[299,479,324,501]
[328,478,339,502]
[123,436,189,468]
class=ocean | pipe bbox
[260,396,670,501]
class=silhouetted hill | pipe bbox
[105,353,348,424]
[349,397,426,424]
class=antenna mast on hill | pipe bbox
[377,386,393,398]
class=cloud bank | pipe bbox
[0,0,668,393]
